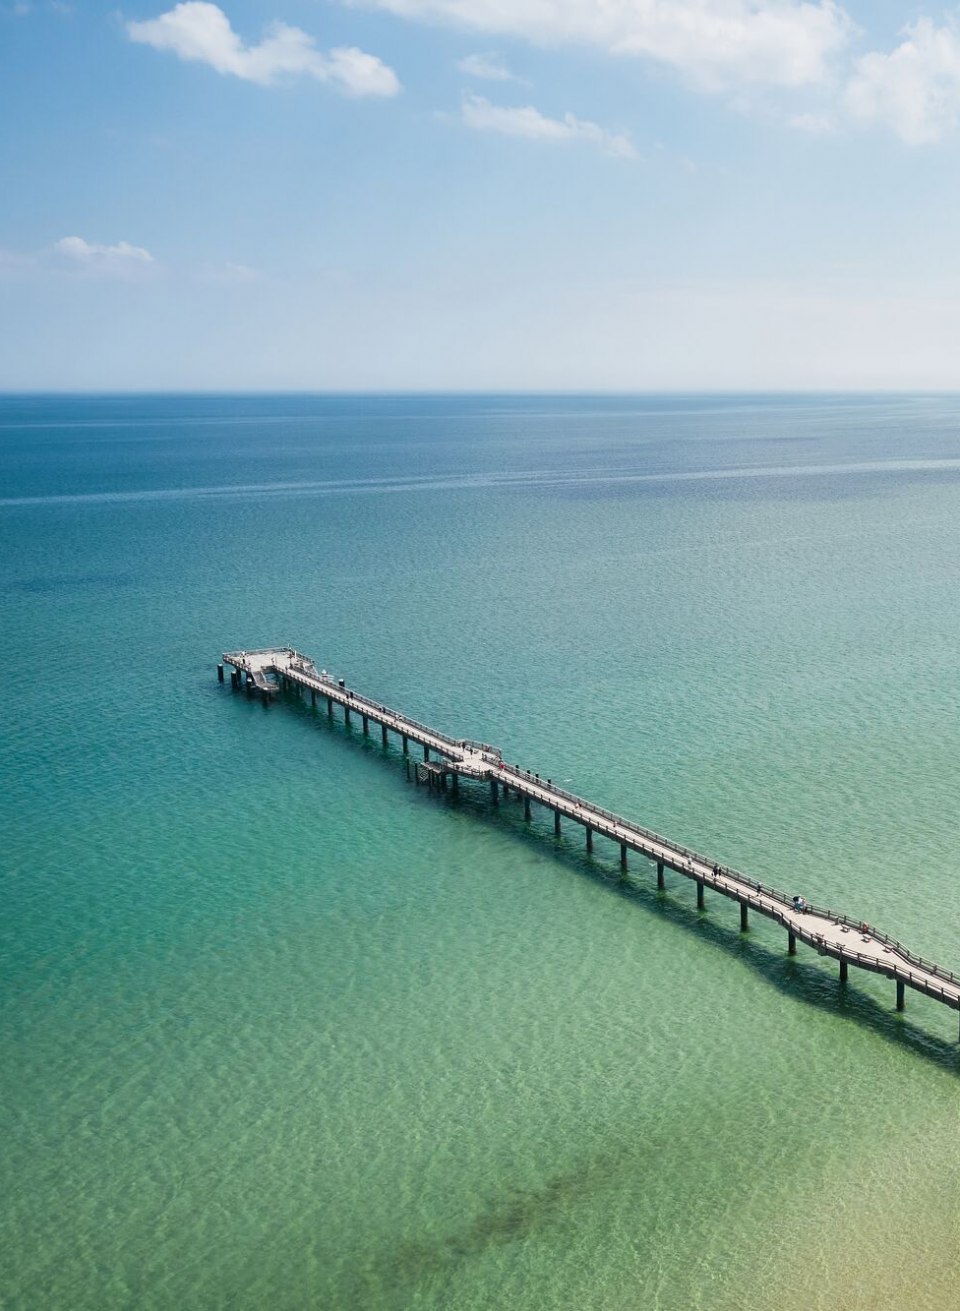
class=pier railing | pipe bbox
[496,763,960,989]
[498,760,796,894]
[298,676,466,756]
[797,908,960,989]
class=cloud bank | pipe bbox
[363,0,852,90]
[127,1,400,96]
[123,0,960,144]
[363,0,960,145]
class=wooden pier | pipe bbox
[221,646,960,1037]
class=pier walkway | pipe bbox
[221,646,960,1035]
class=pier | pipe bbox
[222,646,960,1037]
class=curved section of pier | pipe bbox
[221,646,960,1034]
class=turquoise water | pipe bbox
[2,393,960,1310]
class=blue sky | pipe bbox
[3,0,960,389]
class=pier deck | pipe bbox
[222,646,960,1033]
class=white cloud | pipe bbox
[461,92,636,156]
[323,43,402,96]
[845,17,960,144]
[55,236,155,263]
[457,51,518,80]
[360,0,852,91]
[127,1,400,96]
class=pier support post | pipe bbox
[585,826,593,853]
[554,810,561,837]
[217,663,224,683]
[402,735,409,755]
[362,715,369,735]
[327,696,333,717]
[524,796,531,822]
[230,670,238,689]
[657,860,665,890]
[451,773,459,797]
[839,958,848,983]
[311,689,316,708]
[896,979,906,1011]
[344,706,351,725]
[490,778,499,805]
[381,723,388,746]
[423,744,430,762]
[788,932,796,955]
[697,880,705,909]
[620,843,628,871]
[740,903,749,932]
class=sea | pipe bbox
[2,392,959,1311]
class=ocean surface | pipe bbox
[2,392,960,1311]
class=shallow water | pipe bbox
[2,393,960,1310]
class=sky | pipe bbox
[3,0,960,389]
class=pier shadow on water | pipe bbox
[492,802,960,1074]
